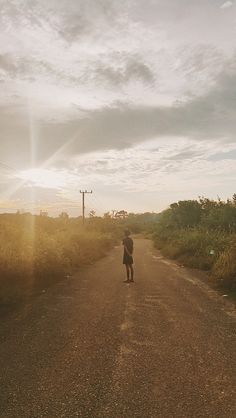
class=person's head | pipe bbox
[124,229,131,237]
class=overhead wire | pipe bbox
[88,194,107,216]
[91,194,107,215]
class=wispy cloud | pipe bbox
[1,57,236,168]
[2,138,234,213]
[220,1,233,9]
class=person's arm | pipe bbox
[124,245,132,257]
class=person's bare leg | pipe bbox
[130,265,134,281]
[125,265,130,280]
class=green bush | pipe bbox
[152,195,236,288]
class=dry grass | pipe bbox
[0,214,120,311]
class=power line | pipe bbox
[93,195,107,214]
[89,195,105,215]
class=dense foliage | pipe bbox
[153,195,236,289]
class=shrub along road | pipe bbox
[0,238,236,418]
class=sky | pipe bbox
[0,0,236,216]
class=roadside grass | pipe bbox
[152,196,236,291]
[0,214,121,313]
[227,289,236,302]
[212,243,236,289]
[154,228,236,287]
[155,229,230,268]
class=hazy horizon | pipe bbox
[1,0,236,216]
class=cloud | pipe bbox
[1,0,236,216]
[91,55,155,87]
[1,59,236,169]
[11,138,236,196]
[2,135,236,214]
[0,0,236,171]
[55,0,122,42]
[0,0,233,115]
[167,147,204,161]
[63,65,236,153]
[0,54,17,74]
[220,1,233,9]
[208,149,236,161]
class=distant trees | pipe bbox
[232,193,236,206]
[59,212,69,220]
[115,210,128,219]
[40,210,48,217]
[103,210,128,219]
[169,200,202,228]
[89,210,96,218]
[103,212,111,219]
[158,195,236,232]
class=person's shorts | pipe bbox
[123,254,133,265]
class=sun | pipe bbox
[17,168,67,190]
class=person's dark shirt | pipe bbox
[123,237,133,254]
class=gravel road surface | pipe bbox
[0,238,236,418]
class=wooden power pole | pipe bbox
[80,190,93,223]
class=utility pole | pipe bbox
[80,190,93,223]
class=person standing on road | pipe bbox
[122,230,134,283]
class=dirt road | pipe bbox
[0,238,236,418]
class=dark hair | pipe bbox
[124,229,131,237]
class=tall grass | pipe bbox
[153,196,236,289]
[212,238,236,288]
[0,214,121,311]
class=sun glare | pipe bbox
[18,168,67,189]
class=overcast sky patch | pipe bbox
[0,0,236,214]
